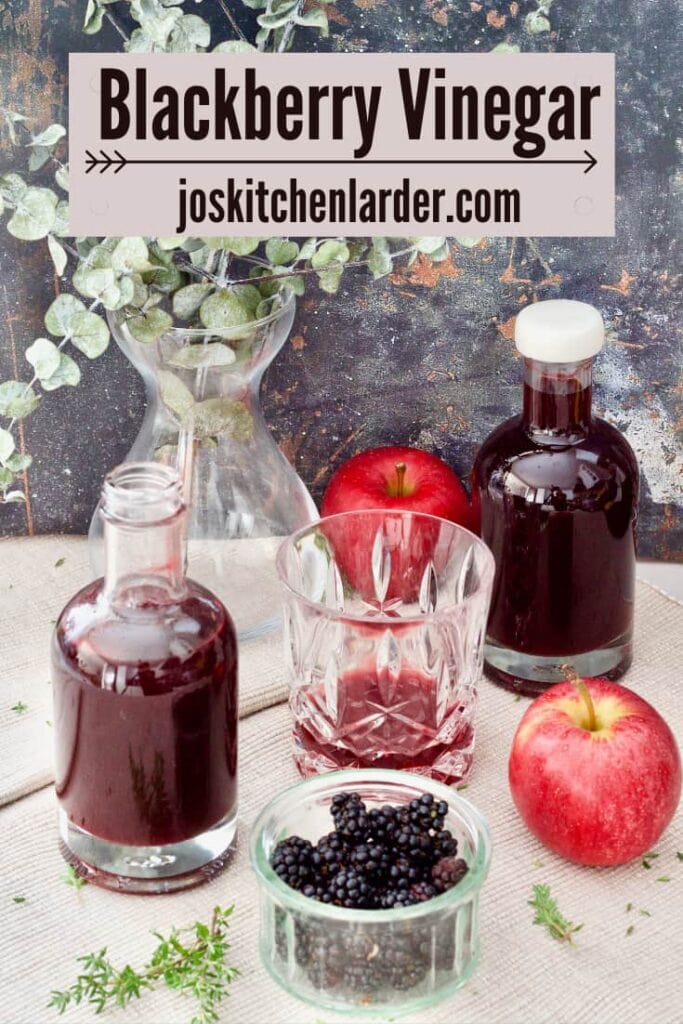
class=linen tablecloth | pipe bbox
[0,536,681,1024]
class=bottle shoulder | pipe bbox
[53,576,236,687]
[473,415,639,509]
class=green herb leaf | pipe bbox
[12,896,27,904]
[11,701,28,713]
[642,851,659,869]
[48,905,238,1021]
[528,884,582,945]
[63,864,88,889]
[626,924,635,937]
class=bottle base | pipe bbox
[58,807,237,894]
[483,632,633,696]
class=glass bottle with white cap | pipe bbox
[472,299,639,694]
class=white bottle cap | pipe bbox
[515,299,604,363]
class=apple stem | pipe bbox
[562,664,597,731]
[395,462,407,498]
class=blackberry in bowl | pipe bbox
[249,769,491,1015]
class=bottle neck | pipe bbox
[522,358,593,437]
[101,464,187,607]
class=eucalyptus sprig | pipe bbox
[528,884,583,945]
[49,905,238,1024]
[0,0,452,504]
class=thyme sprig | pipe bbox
[48,905,238,1024]
[528,884,583,945]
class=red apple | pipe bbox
[508,675,681,866]
[321,445,473,527]
[320,446,473,603]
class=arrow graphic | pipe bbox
[84,149,598,174]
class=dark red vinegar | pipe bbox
[53,580,237,847]
[473,366,639,691]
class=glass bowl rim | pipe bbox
[249,767,492,924]
[106,287,296,338]
[276,509,495,625]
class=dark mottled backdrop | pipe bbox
[0,0,681,556]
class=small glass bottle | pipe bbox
[472,300,639,695]
[52,462,238,892]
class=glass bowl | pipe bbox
[249,769,492,1016]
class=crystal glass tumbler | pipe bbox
[250,769,492,1015]
[277,511,494,783]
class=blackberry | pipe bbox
[269,789,463,918]
[409,880,438,902]
[349,842,390,881]
[271,835,313,891]
[432,828,459,860]
[432,856,468,893]
[331,791,368,841]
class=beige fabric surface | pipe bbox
[0,537,682,1024]
[0,537,288,807]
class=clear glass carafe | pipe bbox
[53,462,238,893]
[89,293,317,640]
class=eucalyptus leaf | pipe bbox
[213,41,257,53]
[168,13,210,51]
[298,237,318,261]
[111,236,150,273]
[6,452,32,472]
[265,238,299,265]
[167,343,236,369]
[455,236,484,248]
[311,240,349,269]
[127,307,173,344]
[28,146,52,173]
[257,2,299,30]
[25,337,61,380]
[172,282,213,320]
[316,264,344,294]
[0,468,14,489]
[47,234,67,276]
[410,236,447,255]
[45,294,86,337]
[73,266,121,308]
[55,164,69,191]
[367,238,393,279]
[201,236,263,255]
[231,283,262,314]
[159,370,194,419]
[0,195,4,216]
[199,289,253,335]
[0,381,40,418]
[0,173,27,204]
[70,311,110,358]
[525,10,551,33]
[52,201,70,237]
[491,42,521,53]
[157,235,187,249]
[293,9,328,35]
[429,241,451,262]
[0,428,15,464]
[192,398,253,441]
[41,352,81,391]
[7,187,57,241]
[29,124,66,148]
[2,490,27,503]
[83,0,105,33]
[271,267,305,296]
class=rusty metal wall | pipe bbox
[0,0,681,557]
